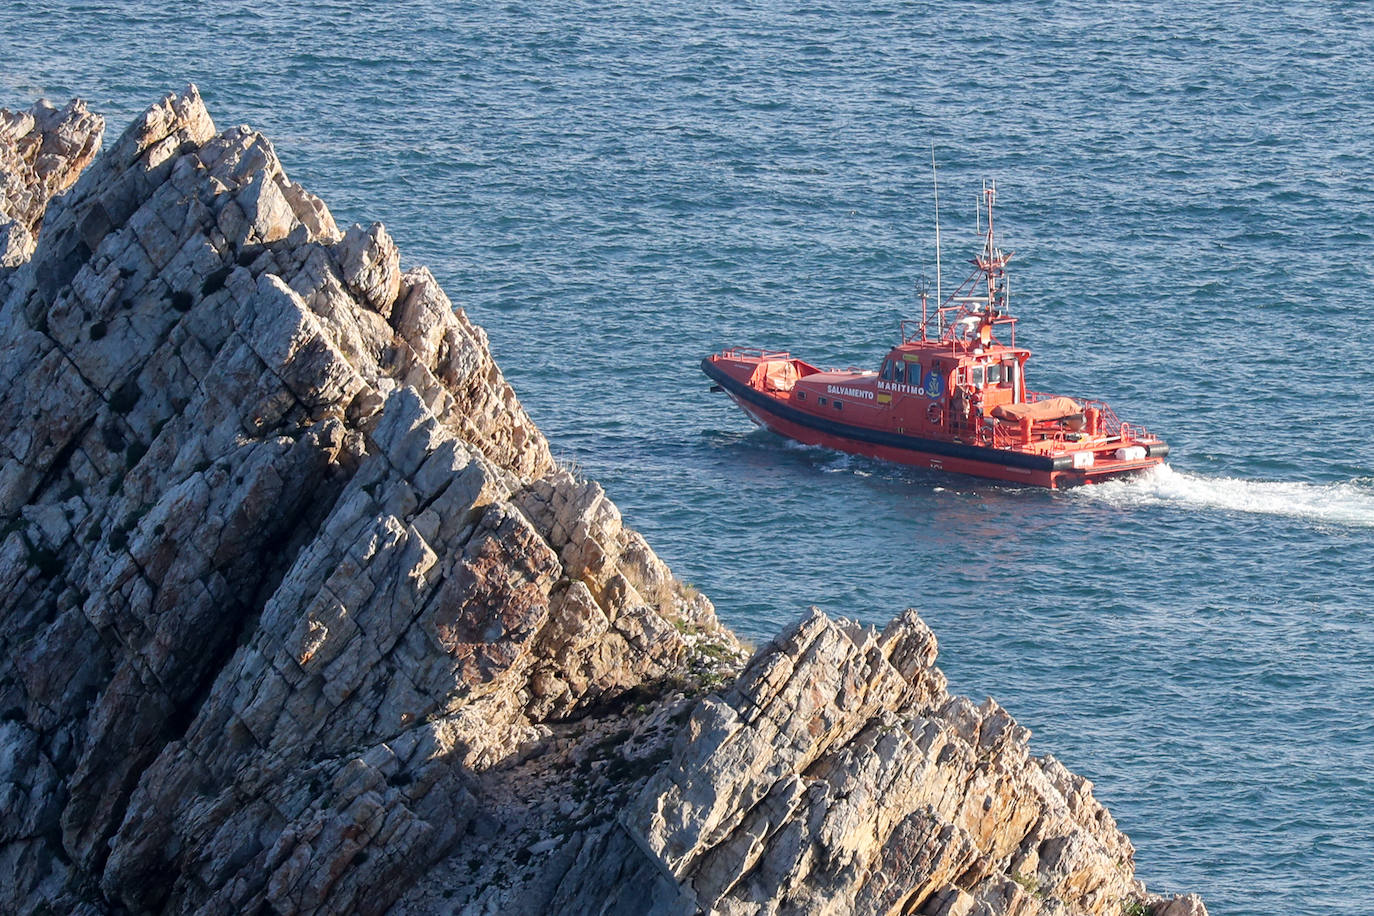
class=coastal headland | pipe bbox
[0,87,1204,916]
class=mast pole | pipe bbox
[931,145,942,329]
[986,181,994,311]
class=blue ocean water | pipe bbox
[3,2,1372,912]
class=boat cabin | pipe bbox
[775,332,1035,438]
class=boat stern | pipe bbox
[1048,437,1169,487]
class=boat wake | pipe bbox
[1074,465,1374,528]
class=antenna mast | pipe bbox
[931,146,942,326]
[977,180,982,238]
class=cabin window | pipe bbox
[797,390,806,400]
[971,366,985,388]
[818,396,827,406]
[892,362,906,385]
[833,400,843,410]
[880,360,893,381]
[986,364,1002,385]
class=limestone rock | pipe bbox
[1152,895,1209,916]
[0,97,104,267]
[0,88,1203,916]
[544,609,1173,916]
[0,86,714,915]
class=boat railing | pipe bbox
[987,421,1019,450]
[986,419,1074,450]
[720,347,792,361]
[986,418,1113,452]
[1080,398,1124,435]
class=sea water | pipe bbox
[3,2,1372,912]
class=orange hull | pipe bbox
[703,351,1167,490]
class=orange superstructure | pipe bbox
[702,185,1168,489]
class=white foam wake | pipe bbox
[1074,465,1374,528]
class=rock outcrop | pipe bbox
[0,87,1203,916]
[544,609,1209,916]
[0,97,104,267]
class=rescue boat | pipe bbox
[701,185,1168,489]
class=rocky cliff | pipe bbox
[1,97,103,268]
[0,88,1204,916]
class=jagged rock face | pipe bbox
[0,88,1202,916]
[0,98,104,267]
[544,609,1202,916]
[0,86,721,915]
